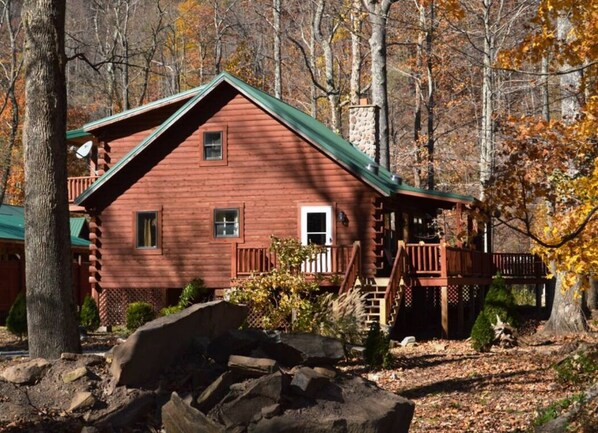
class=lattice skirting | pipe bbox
[99,287,166,325]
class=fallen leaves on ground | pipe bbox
[343,332,597,433]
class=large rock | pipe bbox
[163,392,223,433]
[250,376,414,433]
[218,372,287,429]
[111,301,247,387]
[228,355,279,377]
[262,333,345,367]
[207,329,276,364]
[1,358,51,384]
[196,371,235,413]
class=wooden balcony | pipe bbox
[405,243,548,286]
[67,176,98,211]
[232,241,548,289]
[231,243,356,285]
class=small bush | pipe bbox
[6,292,27,339]
[179,278,209,307]
[470,311,494,352]
[314,286,367,346]
[554,352,598,385]
[483,275,517,326]
[126,302,155,331]
[533,394,585,427]
[80,295,100,331]
[160,305,183,316]
[364,321,392,369]
[470,275,517,352]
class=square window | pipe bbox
[136,211,158,248]
[203,131,222,160]
[214,208,239,238]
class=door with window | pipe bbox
[300,206,333,272]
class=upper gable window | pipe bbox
[203,131,223,160]
[199,125,228,166]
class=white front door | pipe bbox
[301,206,333,272]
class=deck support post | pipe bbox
[469,286,477,327]
[457,287,464,338]
[535,283,543,312]
[441,286,449,339]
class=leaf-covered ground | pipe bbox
[1,324,597,432]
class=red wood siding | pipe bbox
[95,92,381,290]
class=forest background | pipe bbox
[0,0,596,307]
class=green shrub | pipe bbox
[483,275,517,326]
[160,305,184,316]
[364,321,392,369]
[179,278,209,306]
[533,394,585,427]
[6,292,27,339]
[554,352,598,385]
[80,295,100,331]
[228,236,322,332]
[126,302,155,331]
[470,275,517,352]
[470,311,494,352]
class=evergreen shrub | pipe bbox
[6,292,27,339]
[80,295,100,331]
[364,321,392,369]
[126,301,155,331]
[470,275,517,352]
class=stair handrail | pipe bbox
[338,241,361,295]
[383,241,408,325]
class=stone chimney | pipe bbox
[349,98,379,163]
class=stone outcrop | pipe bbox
[111,300,247,387]
[1,358,50,384]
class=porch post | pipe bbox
[230,242,238,280]
[441,286,449,339]
[457,287,464,338]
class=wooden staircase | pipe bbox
[360,277,406,329]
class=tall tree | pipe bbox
[23,0,80,358]
[488,0,597,334]
[0,0,22,206]
[364,0,397,169]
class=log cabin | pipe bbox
[0,204,90,322]
[67,72,547,337]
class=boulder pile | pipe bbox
[0,301,414,432]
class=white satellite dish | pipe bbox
[75,140,93,159]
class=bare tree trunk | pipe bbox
[273,0,282,99]
[0,0,21,206]
[479,0,495,200]
[425,0,435,190]
[543,271,587,334]
[22,0,80,358]
[541,55,550,121]
[314,0,340,133]
[349,0,362,106]
[412,1,424,189]
[543,13,587,334]
[364,0,397,169]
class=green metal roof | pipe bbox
[75,72,474,205]
[69,217,87,238]
[0,204,90,248]
[82,86,206,132]
[66,128,91,141]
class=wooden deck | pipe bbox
[232,242,548,286]
[68,176,98,212]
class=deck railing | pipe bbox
[338,241,361,294]
[67,176,98,203]
[232,243,355,279]
[402,242,545,280]
[382,241,409,325]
